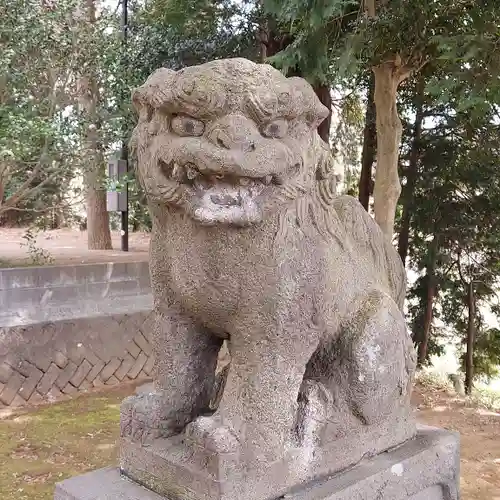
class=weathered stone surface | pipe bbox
[53,351,69,369]
[70,359,93,387]
[55,361,78,390]
[56,428,459,500]
[17,361,43,400]
[86,360,106,384]
[37,363,62,395]
[119,57,419,500]
[61,383,78,395]
[54,467,164,500]
[0,261,154,409]
[278,427,459,500]
[0,362,14,384]
[0,308,153,409]
[0,371,25,405]
[100,357,122,382]
[0,261,151,328]
[115,354,136,382]
[127,352,148,379]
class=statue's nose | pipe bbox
[207,114,259,153]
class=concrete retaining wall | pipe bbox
[0,262,154,409]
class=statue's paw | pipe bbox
[120,393,178,445]
[184,415,239,453]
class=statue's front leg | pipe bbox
[121,306,222,444]
[186,314,322,464]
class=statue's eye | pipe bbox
[262,119,288,139]
[171,115,205,137]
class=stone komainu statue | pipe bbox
[120,58,416,496]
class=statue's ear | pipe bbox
[132,67,176,112]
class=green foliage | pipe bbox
[0,0,80,218]
[263,0,359,84]
[462,328,500,383]
[128,0,258,85]
[0,0,127,226]
[401,68,500,378]
[20,227,54,266]
[262,0,500,95]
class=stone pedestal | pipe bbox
[54,426,460,500]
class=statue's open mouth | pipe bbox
[158,160,280,225]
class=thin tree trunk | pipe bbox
[372,62,405,238]
[465,281,476,395]
[258,15,268,63]
[398,78,425,264]
[85,165,112,249]
[313,83,332,143]
[364,0,418,237]
[417,236,438,365]
[417,281,435,366]
[78,0,112,250]
[358,73,376,210]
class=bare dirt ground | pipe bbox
[0,383,498,500]
[414,386,500,500]
[0,228,150,267]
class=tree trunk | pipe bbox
[313,83,332,143]
[465,281,476,395]
[85,166,112,249]
[417,237,437,366]
[417,279,435,366]
[358,73,376,210]
[372,62,405,238]
[258,15,269,63]
[263,26,332,143]
[78,0,112,250]
[398,78,425,264]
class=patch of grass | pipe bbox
[0,389,131,500]
[416,368,500,412]
[415,369,453,392]
[0,259,42,269]
[468,386,500,411]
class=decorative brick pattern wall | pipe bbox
[0,310,154,409]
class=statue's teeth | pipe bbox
[264,175,272,185]
[239,177,251,186]
[186,165,198,180]
[171,163,185,181]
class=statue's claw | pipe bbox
[120,393,179,445]
[184,415,239,453]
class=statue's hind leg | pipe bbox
[120,305,222,444]
[337,291,416,426]
[298,291,415,445]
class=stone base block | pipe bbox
[120,414,415,500]
[279,426,460,500]
[54,467,164,500]
[54,426,459,500]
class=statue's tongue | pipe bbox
[210,192,242,207]
[197,182,249,208]
[193,185,261,225]
[201,185,248,208]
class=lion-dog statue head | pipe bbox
[130,58,337,227]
